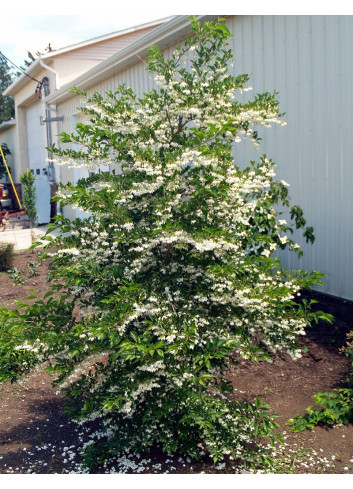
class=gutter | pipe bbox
[39,58,60,90]
[44,16,174,58]
[3,57,59,98]
[3,16,176,98]
[45,15,222,105]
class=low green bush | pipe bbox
[0,242,14,272]
[288,330,353,431]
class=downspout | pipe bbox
[39,58,60,89]
[38,58,61,185]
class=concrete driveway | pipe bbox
[0,224,60,251]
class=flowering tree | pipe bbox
[0,19,331,469]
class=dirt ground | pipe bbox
[0,250,352,474]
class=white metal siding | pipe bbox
[227,15,353,299]
[56,15,353,299]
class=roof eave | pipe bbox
[45,15,222,105]
[41,16,174,59]
[3,16,175,98]
[3,58,44,97]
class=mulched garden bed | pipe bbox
[0,250,352,474]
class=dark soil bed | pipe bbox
[0,250,352,474]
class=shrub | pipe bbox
[288,330,353,431]
[0,18,333,470]
[0,242,14,272]
[19,169,38,227]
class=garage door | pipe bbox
[25,102,51,224]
